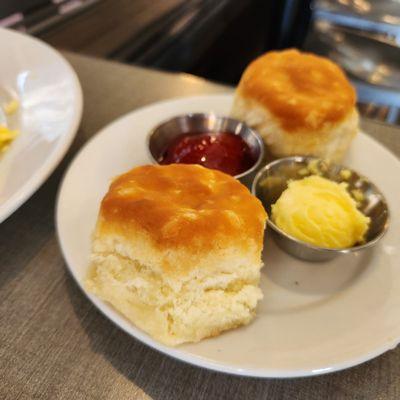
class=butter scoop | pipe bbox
[271,175,370,249]
[252,156,389,261]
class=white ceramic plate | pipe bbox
[56,94,400,378]
[0,28,82,223]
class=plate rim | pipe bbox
[56,93,400,378]
[0,28,83,223]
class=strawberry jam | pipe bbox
[159,132,256,176]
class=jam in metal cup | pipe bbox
[147,113,265,186]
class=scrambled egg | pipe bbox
[0,100,19,153]
[272,175,370,249]
[0,125,18,152]
[4,99,19,115]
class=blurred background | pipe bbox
[1,0,400,125]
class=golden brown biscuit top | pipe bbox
[237,49,356,132]
[99,164,267,253]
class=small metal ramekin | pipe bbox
[252,156,390,262]
[147,113,264,186]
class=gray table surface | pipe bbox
[1,52,400,400]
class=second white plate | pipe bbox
[56,94,400,378]
[0,28,82,223]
